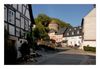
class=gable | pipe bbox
[84,8,96,19]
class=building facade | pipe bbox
[4,4,34,62]
[56,27,67,43]
[63,26,82,47]
[48,30,56,41]
[81,6,96,49]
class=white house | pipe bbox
[80,5,96,49]
[63,26,82,47]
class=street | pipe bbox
[22,47,96,65]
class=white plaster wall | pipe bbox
[83,8,96,40]
[81,8,96,49]
[16,11,20,19]
[25,9,30,19]
[12,4,17,9]
[82,41,96,47]
[65,36,82,46]
[56,35,63,42]
[18,4,22,13]
[79,41,96,50]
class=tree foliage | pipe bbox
[33,14,72,40]
[35,14,51,26]
[33,22,49,40]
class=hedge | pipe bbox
[83,46,96,52]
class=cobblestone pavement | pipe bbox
[21,47,96,65]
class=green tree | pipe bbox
[33,22,49,40]
[33,14,72,40]
[35,14,51,26]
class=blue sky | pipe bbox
[32,4,94,27]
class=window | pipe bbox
[9,25,15,35]
[16,19,20,27]
[8,9,15,24]
[25,19,29,30]
[72,32,74,35]
[16,28,20,37]
[16,12,20,19]
[21,17,24,29]
[4,7,7,21]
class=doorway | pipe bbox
[4,39,17,64]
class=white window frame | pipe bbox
[8,9,15,24]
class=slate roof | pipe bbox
[48,29,56,33]
[56,27,67,35]
[63,26,82,37]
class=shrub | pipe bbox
[83,46,96,52]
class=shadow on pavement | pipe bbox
[36,53,96,65]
